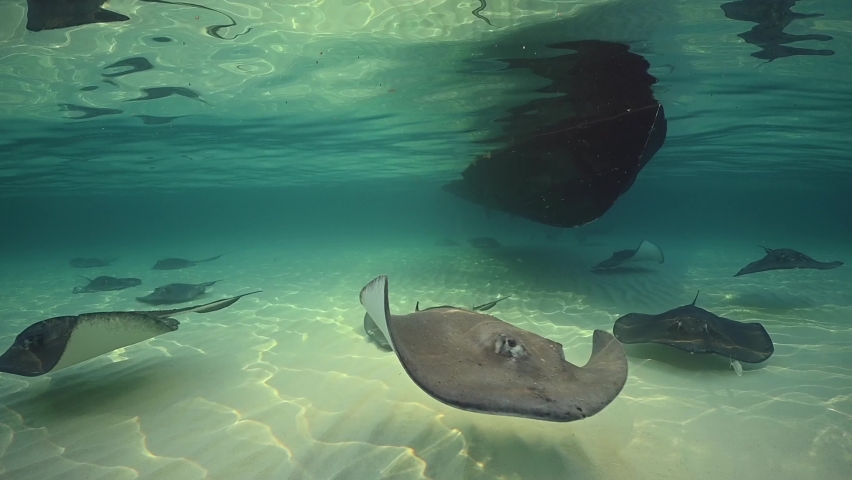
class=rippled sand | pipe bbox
[0,238,850,479]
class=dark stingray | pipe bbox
[0,292,259,377]
[152,253,228,270]
[612,291,774,363]
[442,40,666,228]
[469,237,501,249]
[136,280,222,305]
[73,276,141,294]
[734,246,843,277]
[592,240,664,272]
[69,257,115,268]
[360,275,628,422]
[26,0,130,32]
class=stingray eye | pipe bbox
[494,334,527,359]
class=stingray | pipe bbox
[73,276,141,294]
[734,246,843,277]
[69,257,116,268]
[442,41,667,229]
[25,0,130,32]
[359,275,628,422]
[152,253,228,270]
[592,240,664,271]
[469,237,501,249]
[612,291,774,363]
[136,280,222,305]
[0,291,259,377]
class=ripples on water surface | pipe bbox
[0,0,850,479]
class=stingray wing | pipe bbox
[388,309,628,422]
[705,317,774,363]
[0,312,178,377]
[613,311,719,354]
[734,256,782,276]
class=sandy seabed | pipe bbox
[0,236,850,480]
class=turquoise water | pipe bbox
[1,0,851,479]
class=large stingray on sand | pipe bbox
[0,292,259,377]
[359,275,628,422]
[734,246,843,277]
[613,291,774,363]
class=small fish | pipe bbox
[730,357,743,376]
[473,295,512,312]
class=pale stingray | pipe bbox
[0,291,260,377]
[359,275,628,422]
[592,239,664,271]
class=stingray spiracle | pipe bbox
[495,334,527,359]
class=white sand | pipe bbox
[0,238,849,480]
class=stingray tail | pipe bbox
[691,290,700,305]
[196,253,228,263]
[359,275,394,351]
[146,290,261,317]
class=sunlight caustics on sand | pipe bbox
[0,239,849,480]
